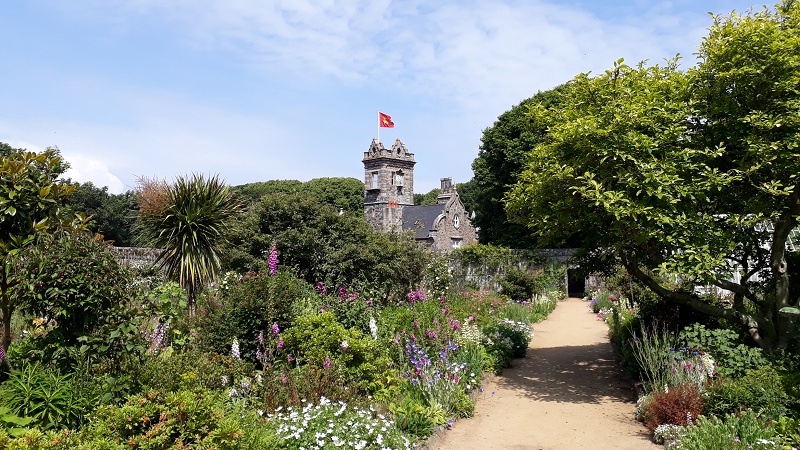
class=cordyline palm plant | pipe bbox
[137,174,242,316]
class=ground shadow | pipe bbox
[491,342,637,405]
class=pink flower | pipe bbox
[323,356,332,369]
[271,322,280,335]
[268,244,278,275]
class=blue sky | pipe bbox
[1,1,760,194]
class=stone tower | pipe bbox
[363,138,416,230]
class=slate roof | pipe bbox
[401,204,444,239]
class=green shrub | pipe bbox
[251,364,354,411]
[282,312,389,390]
[607,305,641,374]
[498,268,557,301]
[0,362,88,430]
[498,297,556,324]
[202,271,312,360]
[15,230,131,344]
[314,285,379,334]
[389,396,439,439]
[704,366,790,421]
[479,321,532,372]
[677,323,768,378]
[773,416,800,448]
[84,389,247,448]
[138,348,254,393]
[12,231,145,370]
[0,406,34,438]
[675,410,779,450]
[0,428,84,450]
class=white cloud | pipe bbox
[62,153,125,194]
[9,0,759,194]
[63,0,736,118]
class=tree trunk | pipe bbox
[623,258,775,349]
[1,260,12,353]
[1,302,11,353]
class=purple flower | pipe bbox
[268,244,278,275]
[323,356,332,369]
[271,322,280,335]
[277,336,284,350]
[258,330,265,346]
[341,340,349,350]
[316,282,327,296]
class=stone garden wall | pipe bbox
[448,248,577,292]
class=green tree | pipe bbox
[0,146,75,351]
[222,189,431,301]
[454,181,478,215]
[233,178,365,215]
[67,182,137,246]
[413,188,440,206]
[138,174,242,316]
[13,228,143,368]
[506,2,800,350]
[471,85,570,247]
[304,177,365,215]
[231,179,303,205]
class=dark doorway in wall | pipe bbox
[567,268,586,298]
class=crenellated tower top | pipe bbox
[362,139,416,231]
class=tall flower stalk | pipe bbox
[268,243,278,275]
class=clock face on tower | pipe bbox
[453,214,460,229]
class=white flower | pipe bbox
[369,316,378,340]
[231,338,241,359]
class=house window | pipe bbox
[372,172,379,189]
[451,238,462,249]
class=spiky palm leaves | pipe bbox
[138,174,241,315]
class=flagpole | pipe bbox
[377,110,380,143]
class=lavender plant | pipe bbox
[402,338,475,418]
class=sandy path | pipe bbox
[429,297,659,450]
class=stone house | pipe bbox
[362,138,477,252]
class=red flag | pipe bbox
[379,112,394,128]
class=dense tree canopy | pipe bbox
[232,177,364,215]
[67,182,137,246]
[506,2,800,350]
[470,85,570,248]
[413,188,440,206]
[221,189,431,301]
[0,146,76,351]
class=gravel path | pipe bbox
[428,296,659,450]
